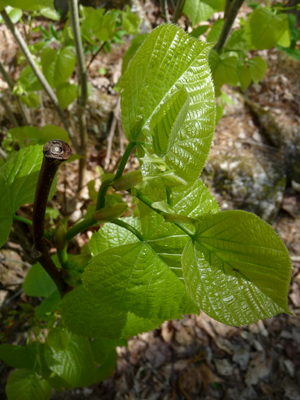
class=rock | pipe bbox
[245,99,282,149]
[214,358,234,376]
[284,127,300,184]
[202,153,286,223]
[232,349,250,371]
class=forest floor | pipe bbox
[0,2,300,400]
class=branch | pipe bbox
[214,0,244,53]
[0,59,31,125]
[69,0,88,191]
[172,0,186,23]
[0,147,7,160]
[0,10,81,153]
[87,42,106,69]
[160,0,170,23]
[0,95,19,127]
[31,140,72,297]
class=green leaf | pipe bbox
[44,328,99,387]
[6,369,52,400]
[0,7,22,23]
[152,86,190,157]
[225,29,249,52]
[19,93,40,108]
[8,124,69,145]
[245,8,289,50]
[83,241,198,320]
[248,56,268,85]
[56,82,77,109]
[207,19,224,42]
[139,179,219,279]
[40,7,59,20]
[41,47,76,88]
[46,327,70,351]
[0,145,50,248]
[23,262,57,297]
[183,0,225,26]
[18,65,42,92]
[190,25,209,38]
[83,8,117,42]
[121,312,163,338]
[122,5,140,34]
[210,50,239,94]
[120,24,215,182]
[61,284,127,339]
[2,0,54,11]
[238,64,252,91]
[122,34,148,74]
[0,342,39,369]
[35,290,61,319]
[89,217,141,256]
[182,210,292,326]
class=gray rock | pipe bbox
[202,153,286,223]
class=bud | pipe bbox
[112,170,143,191]
[92,203,128,222]
[52,221,67,250]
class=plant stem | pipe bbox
[87,42,106,69]
[69,0,88,192]
[160,0,170,23]
[0,60,31,125]
[224,0,233,18]
[214,0,244,53]
[111,219,144,241]
[57,248,68,269]
[0,96,19,127]
[0,147,7,160]
[172,0,186,23]
[31,140,72,297]
[66,141,136,241]
[96,141,136,210]
[133,188,195,237]
[13,215,51,240]
[0,10,80,153]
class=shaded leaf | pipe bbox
[6,369,52,400]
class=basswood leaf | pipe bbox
[245,7,289,50]
[121,312,163,338]
[83,241,198,320]
[6,369,52,400]
[41,47,76,89]
[182,210,292,326]
[210,50,239,95]
[190,25,209,38]
[248,57,268,85]
[19,93,40,108]
[206,19,224,42]
[183,0,225,26]
[56,82,77,109]
[122,5,141,34]
[120,24,215,182]
[61,285,127,339]
[35,289,61,319]
[8,125,69,145]
[23,262,57,297]
[0,145,57,248]
[225,29,249,52]
[152,86,190,157]
[44,328,98,387]
[89,217,141,256]
[0,342,39,369]
[139,179,219,279]
[238,64,252,91]
[2,0,54,11]
[122,34,148,74]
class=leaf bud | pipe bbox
[52,221,67,250]
[112,170,143,191]
[92,203,128,222]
